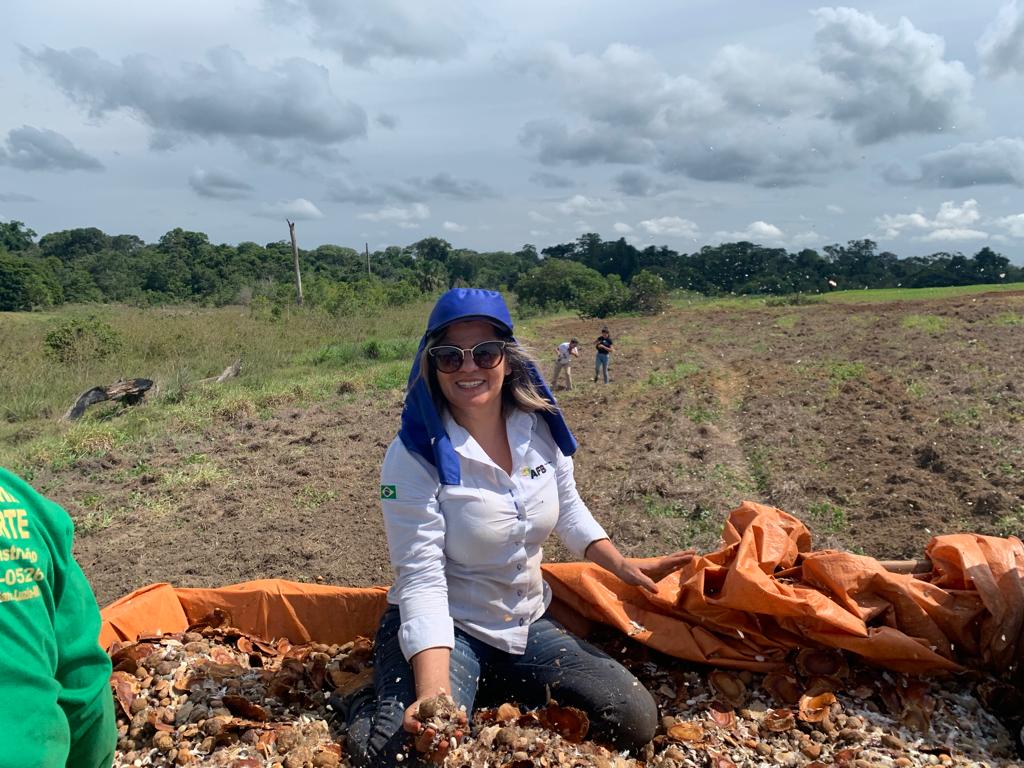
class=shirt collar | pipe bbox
[443,408,535,472]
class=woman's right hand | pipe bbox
[403,696,467,764]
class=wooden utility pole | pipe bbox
[365,242,371,276]
[287,219,303,306]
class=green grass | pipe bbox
[806,501,849,533]
[994,506,1024,538]
[684,404,720,424]
[642,496,722,546]
[826,361,866,382]
[774,314,799,329]
[821,282,1024,304]
[901,314,948,333]
[0,301,433,469]
[646,361,700,387]
[992,311,1024,326]
[298,485,338,509]
[905,380,929,399]
[746,447,771,496]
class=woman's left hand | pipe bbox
[614,549,696,593]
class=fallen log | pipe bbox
[63,378,154,421]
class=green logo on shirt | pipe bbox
[380,485,397,500]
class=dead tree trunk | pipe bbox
[63,378,154,421]
[287,219,303,306]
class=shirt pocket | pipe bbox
[441,485,517,566]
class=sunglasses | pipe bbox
[428,341,507,373]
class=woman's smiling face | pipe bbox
[433,320,509,420]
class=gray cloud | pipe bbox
[263,0,467,67]
[613,169,672,197]
[327,172,495,204]
[520,119,653,166]
[414,171,496,199]
[529,171,573,189]
[188,167,255,199]
[517,9,974,184]
[812,8,974,144]
[24,46,367,157]
[884,138,1024,187]
[0,125,103,171]
[978,1,1024,78]
[376,112,399,130]
[0,192,39,202]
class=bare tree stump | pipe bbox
[63,378,154,421]
[197,359,242,385]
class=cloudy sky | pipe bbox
[3,0,1024,261]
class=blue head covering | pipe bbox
[398,288,577,484]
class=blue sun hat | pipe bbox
[398,288,577,484]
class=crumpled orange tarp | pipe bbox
[100,502,1023,676]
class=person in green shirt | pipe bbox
[0,467,116,768]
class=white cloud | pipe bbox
[638,216,699,238]
[555,194,624,217]
[255,197,324,220]
[442,220,466,232]
[357,202,430,228]
[994,213,1024,237]
[188,167,253,199]
[716,220,785,242]
[875,199,989,241]
[528,210,553,223]
[613,222,633,234]
[918,228,988,242]
[978,1,1024,78]
[573,220,593,233]
[826,204,845,214]
[0,126,103,172]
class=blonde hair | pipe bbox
[418,330,556,416]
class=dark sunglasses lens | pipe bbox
[433,348,464,372]
[472,342,504,369]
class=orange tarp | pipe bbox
[100,502,1024,676]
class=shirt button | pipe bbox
[519,618,525,626]
[516,564,522,571]
[516,590,523,597]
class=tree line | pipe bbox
[1,220,1020,316]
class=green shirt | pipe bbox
[0,468,115,768]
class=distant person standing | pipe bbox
[594,326,613,384]
[0,467,116,768]
[551,337,580,390]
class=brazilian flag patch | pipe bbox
[380,484,397,500]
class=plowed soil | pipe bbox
[36,291,1024,605]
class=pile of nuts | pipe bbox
[110,618,1019,768]
[109,610,370,767]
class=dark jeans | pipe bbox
[345,605,657,767]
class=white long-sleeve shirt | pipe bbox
[380,408,608,660]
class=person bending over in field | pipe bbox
[551,336,580,391]
[0,467,117,768]
[340,288,694,766]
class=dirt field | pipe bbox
[34,291,1024,606]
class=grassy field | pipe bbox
[0,300,435,476]
[3,281,1020,479]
